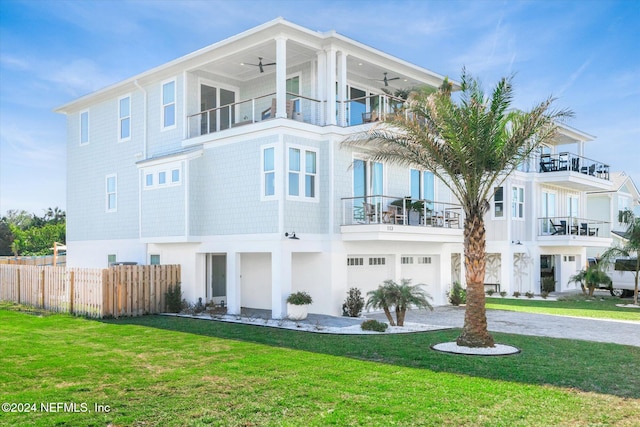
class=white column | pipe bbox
[316,51,326,125]
[500,248,513,293]
[439,245,453,306]
[275,36,287,119]
[225,251,241,315]
[271,245,292,319]
[325,47,337,126]
[337,51,348,126]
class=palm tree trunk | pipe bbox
[397,306,405,326]
[383,306,396,326]
[456,211,495,347]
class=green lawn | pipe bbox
[486,294,640,321]
[1,304,639,426]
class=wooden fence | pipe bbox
[0,255,66,266]
[0,264,180,318]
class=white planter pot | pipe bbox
[287,303,308,320]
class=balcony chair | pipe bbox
[261,99,295,120]
[571,157,580,172]
[387,204,406,224]
[364,203,377,223]
[580,223,598,236]
[550,219,567,235]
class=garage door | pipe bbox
[347,255,394,296]
[400,255,441,304]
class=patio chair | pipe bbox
[550,219,566,235]
[571,157,580,172]
[261,99,295,120]
[580,223,597,236]
[364,203,377,223]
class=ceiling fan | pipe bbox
[375,72,401,87]
[241,57,276,73]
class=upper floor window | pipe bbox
[288,146,317,199]
[106,175,117,212]
[493,187,504,219]
[262,146,275,198]
[512,186,524,219]
[119,96,131,141]
[411,169,435,205]
[162,80,176,129]
[80,111,89,145]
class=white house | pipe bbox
[586,171,640,258]
[56,18,614,318]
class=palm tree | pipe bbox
[366,279,433,326]
[568,265,612,297]
[394,279,433,326]
[600,213,640,305]
[346,69,571,347]
[365,282,397,326]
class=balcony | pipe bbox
[536,153,612,191]
[340,195,464,242]
[537,216,612,247]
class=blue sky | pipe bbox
[1,0,638,214]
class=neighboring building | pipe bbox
[56,18,614,317]
[586,171,640,258]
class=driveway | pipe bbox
[369,306,640,347]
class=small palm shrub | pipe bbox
[525,291,534,298]
[500,291,507,298]
[286,291,312,305]
[342,287,364,317]
[366,279,433,326]
[541,291,549,299]
[361,319,388,332]
[513,291,521,298]
[165,283,183,313]
[541,276,556,293]
[448,281,467,306]
[486,289,495,296]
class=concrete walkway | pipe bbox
[367,305,640,347]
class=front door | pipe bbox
[540,255,556,292]
[206,254,226,304]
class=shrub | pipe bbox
[541,276,556,293]
[165,283,183,313]
[361,319,388,332]
[486,289,495,296]
[448,281,467,306]
[194,297,205,313]
[286,291,312,305]
[342,287,364,317]
[499,291,507,298]
[366,279,433,326]
[541,291,549,299]
[525,291,535,298]
[513,291,521,298]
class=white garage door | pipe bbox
[347,255,394,296]
[400,255,442,304]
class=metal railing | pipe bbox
[336,94,408,127]
[538,216,610,237]
[187,92,324,138]
[341,195,463,229]
[538,153,609,180]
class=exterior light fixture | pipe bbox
[285,232,299,240]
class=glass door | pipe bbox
[200,84,236,133]
[201,85,217,135]
[349,87,367,125]
[541,191,556,234]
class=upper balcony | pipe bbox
[340,195,463,243]
[534,152,613,192]
[536,216,612,247]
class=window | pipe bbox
[263,147,275,197]
[145,173,154,187]
[106,175,117,212]
[347,257,363,266]
[417,256,432,264]
[158,171,166,185]
[162,80,176,129]
[80,111,89,145]
[286,75,300,112]
[567,195,579,219]
[119,96,131,140]
[150,255,160,265]
[401,256,414,264]
[512,186,524,219]
[288,146,317,199]
[493,187,504,218]
[171,169,180,183]
[564,256,576,262]
[411,169,435,208]
[369,257,386,266]
[107,254,116,266]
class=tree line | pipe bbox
[0,208,66,256]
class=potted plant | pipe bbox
[286,291,312,320]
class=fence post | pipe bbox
[69,270,75,315]
[16,268,21,304]
[40,269,45,308]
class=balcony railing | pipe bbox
[538,216,610,237]
[337,94,407,127]
[341,195,463,229]
[538,153,609,180]
[187,92,324,139]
